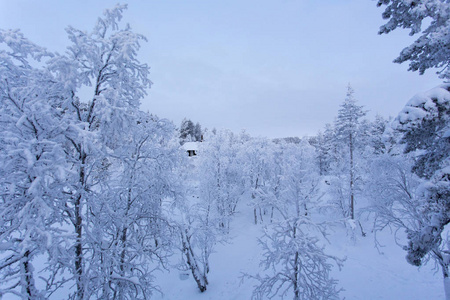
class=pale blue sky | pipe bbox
[0,0,443,138]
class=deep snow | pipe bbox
[153,199,443,300]
[150,157,443,300]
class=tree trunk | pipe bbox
[74,193,84,300]
[75,151,86,300]
[259,207,264,223]
[181,229,208,292]
[22,250,34,300]
[293,226,300,300]
[270,206,274,223]
[442,262,450,300]
[293,250,300,300]
[444,277,450,300]
[349,132,355,220]
[253,177,260,225]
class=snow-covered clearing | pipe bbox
[154,209,442,299]
[153,158,443,300]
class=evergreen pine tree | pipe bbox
[335,84,367,220]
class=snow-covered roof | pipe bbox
[182,142,199,151]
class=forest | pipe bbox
[0,1,449,300]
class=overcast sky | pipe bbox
[0,0,444,138]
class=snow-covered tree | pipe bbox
[174,129,250,293]
[0,29,68,299]
[310,124,336,176]
[172,143,220,293]
[251,219,342,300]
[241,137,279,224]
[91,112,180,299]
[376,0,450,80]
[179,118,195,144]
[391,83,450,297]
[366,152,422,240]
[44,5,154,298]
[194,122,203,142]
[0,5,175,299]
[333,84,367,220]
[276,142,322,218]
[249,141,342,300]
[198,129,246,230]
[369,114,390,155]
[179,119,203,144]
[177,195,218,293]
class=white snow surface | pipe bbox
[152,211,443,299]
[152,163,444,300]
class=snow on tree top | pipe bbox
[393,83,450,130]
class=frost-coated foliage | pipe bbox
[367,84,450,298]
[5,4,450,298]
[90,112,180,299]
[391,84,450,276]
[252,219,343,300]
[310,124,336,176]
[170,135,224,293]
[376,0,450,79]
[198,129,247,230]
[240,137,279,224]
[173,129,248,292]
[249,141,343,300]
[46,5,159,298]
[275,142,321,219]
[0,28,69,299]
[366,154,423,242]
[331,85,368,220]
[179,118,203,144]
[394,84,450,179]
[176,202,217,293]
[0,5,180,299]
[310,86,390,238]
[335,85,367,143]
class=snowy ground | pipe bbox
[12,157,440,300]
[153,202,443,300]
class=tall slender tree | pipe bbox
[47,5,152,297]
[0,29,68,299]
[334,84,367,220]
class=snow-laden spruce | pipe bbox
[310,85,381,237]
[369,84,450,299]
[334,85,367,222]
[376,0,450,79]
